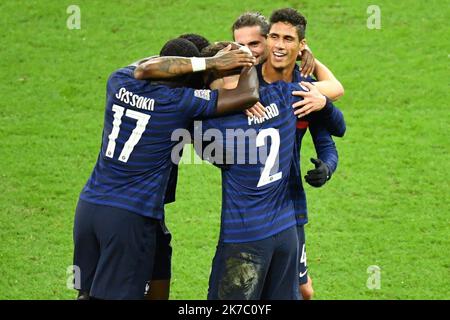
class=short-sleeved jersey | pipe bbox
[200,81,304,243]
[79,66,218,219]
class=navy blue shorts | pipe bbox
[297,224,308,285]
[143,219,172,295]
[208,225,300,300]
[151,219,172,280]
[73,199,158,300]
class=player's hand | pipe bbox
[298,48,315,78]
[292,82,327,118]
[225,42,242,51]
[304,158,330,188]
[245,102,266,118]
[211,45,256,71]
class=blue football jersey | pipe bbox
[200,81,304,243]
[256,64,343,226]
[79,66,218,219]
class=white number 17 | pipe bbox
[105,104,150,163]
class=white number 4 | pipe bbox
[105,104,150,163]
[256,128,282,187]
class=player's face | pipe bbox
[266,22,305,71]
[233,26,268,64]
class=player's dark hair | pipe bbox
[159,38,200,57]
[200,42,241,87]
[178,33,211,52]
[231,12,269,38]
[159,38,203,88]
[269,8,307,40]
[200,41,231,58]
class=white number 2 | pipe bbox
[105,104,150,163]
[256,128,282,187]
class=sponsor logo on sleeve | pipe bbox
[194,89,211,101]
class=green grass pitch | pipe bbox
[0,0,448,299]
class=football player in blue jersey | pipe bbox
[196,39,344,299]
[232,9,346,299]
[72,37,260,300]
[135,36,266,300]
[143,34,212,300]
[198,41,307,299]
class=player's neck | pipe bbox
[210,76,239,90]
[262,62,294,83]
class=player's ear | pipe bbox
[299,39,307,52]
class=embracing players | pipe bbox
[72,39,258,299]
[133,8,345,300]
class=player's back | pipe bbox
[257,63,342,226]
[80,66,218,219]
[201,81,303,243]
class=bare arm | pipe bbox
[134,48,255,80]
[134,56,193,79]
[292,58,345,117]
[215,66,259,116]
[129,55,159,68]
[312,59,344,101]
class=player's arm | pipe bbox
[177,65,258,121]
[296,45,344,100]
[293,59,343,107]
[311,59,344,101]
[292,57,344,119]
[214,66,259,116]
[311,86,346,138]
[292,82,346,137]
[129,55,159,67]
[134,48,255,80]
[304,118,339,188]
